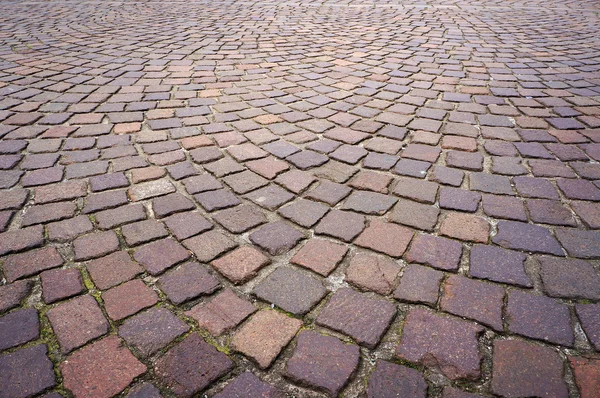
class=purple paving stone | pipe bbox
[249,221,304,255]
[316,288,396,349]
[214,372,283,398]
[0,308,40,351]
[367,360,427,398]
[469,245,532,287]
[539,256,600,300]
[155,334,234,397]
[285,331,360,397]
[555,229,600,258]
[493,221,564,256]
[0,345,56,398]
[576,303,600,350]
[506,289,574,346]
[157,261,220,305]
[396,308,484,380]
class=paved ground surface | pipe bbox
[1,0,600,397]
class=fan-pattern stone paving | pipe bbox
[0,0,600,396]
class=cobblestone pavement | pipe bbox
[1,0,600,396]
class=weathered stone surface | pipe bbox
[506,289,574,346]
[0,345,56,398]
[3,246,64,283]
[61,336,146,398]
[405,234,462,271]
[394,264,444,305]
[249,221,304,255]
[440,212,489,243]
[316,288,396,349]
[0,308,39,351]
[346,252,401,295]
[491,339,568,398]
[539,256,600,299]
[254,267,326,315]
[396,308,484,380]
[213,372,282,398]
[367,360,427,398]
[493,220,564,256]
[41,268,85,304]
[73,231,120,261]
[232,310,302,369]
[119,307,190,356]
[555,228,600,258]
[102,279,158,321]
[341,191,397,215]
[213,204,267,233]
[315,209,366,242]
[155,334,234,397]
[354,220,413,257]
[0,280,33,314]
[128,178,176,201]
[0,225,44,257]
[569,357,600,398]
[469,245,531,287]
[290,239,348,276]
[46,295,109,353]
[186,288,256,336]
[134,238,190,275]
[211,246,270,283]
[576,303,600,350]
[278,198,329,228]
[285,331,360,396]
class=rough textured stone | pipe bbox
[0,225,44,257]
[213,204,267,233]
[440,213,490,243]
[394,264,444,305]
[405,234,462,271]
[87,251,143,290]
[441,275,505,331]
[493,221,564,256]
[506,289,574,346]
[491,339,568,398]
[3,246,64,283]
[0,308,39,351]
[0,280,33,314]
[285,331,360,396]
[249,221,304,255]
[155,334,234,397]
[102,279,159,321]
[341,191,397,215]
[555,229,600,258]
[315,209,366,242]
[396,308,484,380]
[575,303,600,350]
[570,357,600,398]
[278,198,329,228]
[367,360,427,398]
[316,288,396,349]
[40,268,85,304]
[134,238,190,275]
[158,261,220,304]
[213,372,282,398]
[211,246,270,283]
[232,310,302,369]
[186,288,256,336]
[46,295,109,353]
[73,231,120,261]
[163,211,213,240]
[254,267,326,315]
[61,336,147,398]
[346,252,401,295]
[469,245,531,287]
[539,256,600,299]
[126,383,164,398]
[0,345,56,398]
[119,307,190,356]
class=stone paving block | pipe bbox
[469,245,531,287]
[555,228,600,258]
[394,264,444,306]
[40,268,85,304]
[285,331,360,397]
[0,344,56,398]
[194,189,241,211]
[87,251,143,290]
[213,372,282,398]
[186,288,256,336]
[396,308,483,380]
[61,336,146,398]
[538,256,600,300]
[576,303,600,350]
[47,295,109,353]
[152,192,195,218]
[315,209,366,242]
[305,180,352,205]
[96,203,147,229]
[440,212,489,243]
[164,211,213,240]
[0,307,39,351]
[47,215,94,242]
[0,280,33,314]
[122,219,169,246]
[506,289,574,346]
[134,238,190,275]
[405,234,462,271]
[158,261,220,304]
[340,191,397,215]
[222,170,269,194]
[232,310,302,369]
[102,279,158,321]
[211,246,270,284]
[441,275,505,331]
[569,357,600,398]
[493,220,564,255]
[366,360,427,398]
[249,221,304,255]
[491,339,568,398]
[245,184,295,210]
[73,230,120,261]
[354,220,413,257]
[119,307,190,357]
[278,198,329,228]
[481,194,528,221]
[0,224,44,257]
[126,383,164,398]
[290,239,348,276]
[275,170,316,193]
[3,246,64,283]
[346,252,401,295]
[316,288,396,349]
[254,267,326,315]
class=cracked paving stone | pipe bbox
[249,221,304,255]
[155,333,234,397]
[367,360,427,398]
[278,198,329,228]
[232,310,302,369]
[396,308,484,380]
[345,252,401,295]
[46,294,109,353]
[0,344,56,398]
[186,288,256,336]
[316,288,396,349]
[285,330,360,397]
[157,261,220,304]
[61,335,147,398]
[118,307,190,357]
[253,267,326,315]
[491,339,568,398]
[405,234,462,271]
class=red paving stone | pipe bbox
[1,0,600,395]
